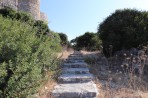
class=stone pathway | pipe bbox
[52,51,98,98]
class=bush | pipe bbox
[98,9,148,56]
[58,33,68,45]
[0,7,34,24]
[33,20,49,36]
[0,15,60,97]
[0,8,53,37]
[71,32,102,51]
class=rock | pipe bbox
[62,68,90,74]
[58,73,94,83]
[63,62,88,68]
[52,81,98,98]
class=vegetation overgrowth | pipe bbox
[0,8,61,97]
[98,9,148,57]
[71,32,102,51]
[1,6,148,98]
[83,50,148,98]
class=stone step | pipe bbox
[68,56,84,60]
[69,55,83,57]
[52,81,98,98]
[58,73,94,83]
[63,62,88,68]
[62,68,90,74]
[66,59,85,63]
[52,52,99,98]
[69,54,83,57]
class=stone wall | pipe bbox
[40,12,48,23]
[18,0,40,20]
[0,0,18,10]
[0,0,48,21]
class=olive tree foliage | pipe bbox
[71,32,101,51]
[98,9,148,56]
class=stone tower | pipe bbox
[0,0,18,10]
[40,12,48,23]
[18,0,40,20]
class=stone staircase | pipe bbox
[52,51,98,98]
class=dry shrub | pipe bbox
[83,50,148,98]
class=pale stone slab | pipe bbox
[58,73,94,83]
[68,56,84,60]
[69,54,83,57]
[69,55,83,57]
[52,52,99,98]
[63,62,88,68]
[62,68,90,74]
[66,59,85,63]
[52,81,98,98]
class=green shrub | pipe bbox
[71,32,102,51]
[0,7,34,24]
[98,9,148,56]
[0,15,60,97]
[0,8,53,37]
[33,20,49,36]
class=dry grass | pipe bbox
[37,80,57,98]
[83,51,148,98]
[57,49,74,60]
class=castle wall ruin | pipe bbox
[40,12,48,23]
[0,0,18,10]
[0,0,48,22]
[18,0,40,20]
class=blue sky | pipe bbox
[40,0,148,41]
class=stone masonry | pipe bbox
[0,0,48,21]
[18,0,40,20]
[40,12,48,23]
[0,0,18,10]
[52,51,98,98]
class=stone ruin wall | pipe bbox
[0,0,18,10]
[0,0,48,21]
[18,0,40,20]
[40,12,48,23]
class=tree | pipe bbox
[71,32,101,51]
[33,20,50,36]
[98,9,148,56]
[58,33,68,45]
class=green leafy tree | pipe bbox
[98,9,148,56]
[58,33,68,45]
[71,32,101,51]
[33,20,50,36]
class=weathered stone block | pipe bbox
[63,62,88,68]
[66,59,85,63]
[52,81,98,98]
[58,73,94,83]
[62,68,90,74]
